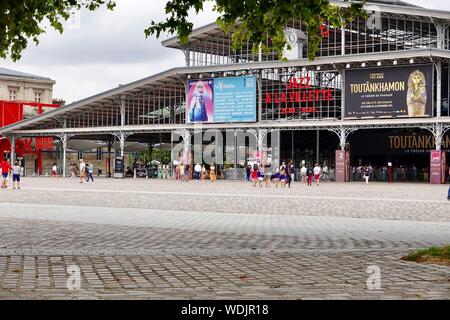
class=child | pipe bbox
[12,161,21,190]
[251,165,258,187]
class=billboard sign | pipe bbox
[187,76,257,123]
[345,64,433,118]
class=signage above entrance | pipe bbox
[344,64,433,119]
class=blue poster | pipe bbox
[187,76,257,123]
[213,76,257,123]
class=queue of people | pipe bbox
[174,162,218,182]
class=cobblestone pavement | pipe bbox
[0,178,449,299]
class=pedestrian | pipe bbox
[322,162,328,182]
[12,160,21,190]
[300,163,307,183]
[51,163,58,178]
[313,163,321,186]
[264,162,272,188]
[306,164,314,186]
[245,164,251,182]
[175,163,181,180]
[86,163,94,182]
[79,159,86,184]
[69,163,77,180]
[285,160,293,188]
[278,167,286,188]
[201,165,207,182]
[179,163,185,181]
[363,165,370,184]
[209,163,216,182]
[251,163,258,187]
[184,163,190,181]
[1,159,12,189]
[194,162,202,181]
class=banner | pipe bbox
[344,64,433,118]
[187,76,256,123]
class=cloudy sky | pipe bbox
[1,0,449,103]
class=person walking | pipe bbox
[1,159,13,189]
[285,160,293,188]
[264,162,272,188]
[201,165,207,182]
[313,163,321,186]
[209,163,216,182]
[184,164,190,181]
[300,163,307,183]
[86,163,94,182]
[194,163,202,181]
[179,163,185,181]
[251,163,258,187]
[79,159,86,184]
[245,164,251,182]
[322,162,328,182]
[363,165,370,184]
[51,163,58,178]
[12,160,21,190]
[306,164,314,186]
[69,163,77,181]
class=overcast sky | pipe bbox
[1,0,449,103]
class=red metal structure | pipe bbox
[0,100,59,174]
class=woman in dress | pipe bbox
[209,163,216,182]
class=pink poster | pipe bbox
[187,79,214,123]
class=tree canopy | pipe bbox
[0,0,366,62]
[146,0,366,60]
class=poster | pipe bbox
[345,64,433,118]
[187,76,256,123]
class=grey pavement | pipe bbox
[0,178,449,299]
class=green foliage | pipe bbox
[1,0,367,62]
[139,149,171,165]
[0,0,115,61]
[146,0,367,61]
[402,245,450,262]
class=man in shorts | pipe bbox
[1,159,13,189]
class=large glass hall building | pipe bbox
[1,0,450,183]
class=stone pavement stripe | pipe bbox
[19,186,450,204]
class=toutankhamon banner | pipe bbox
[344,64,433,118]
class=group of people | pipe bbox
[245,160,294,188]
[174,162,217,182]
[69,159,94,183]
[299,162,328,186]
[1,159,21,190]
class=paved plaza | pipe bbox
[0,178,449,299]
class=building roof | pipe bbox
[0,67,54,82]
[162,0,450,49]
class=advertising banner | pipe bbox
[187,76,256,123]
[345,64,433,118]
